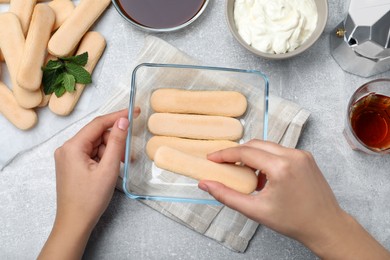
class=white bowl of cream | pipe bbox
[226,0,328,59]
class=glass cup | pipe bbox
[344,79,390,154]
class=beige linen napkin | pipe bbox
[99,35,310,252]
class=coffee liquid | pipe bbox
[350,93,390,150]
[116,0,206,29]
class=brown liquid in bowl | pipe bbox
[116,0,206,29]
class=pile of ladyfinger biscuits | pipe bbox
[146,88,259,194]
[0,0,111,130]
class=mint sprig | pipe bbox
[42,52,92,97]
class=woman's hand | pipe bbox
[39,108,140,260]
[199,140,390,259]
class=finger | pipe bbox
[91,146,99,159]
[243,139,288,156]
[72,109,129,146]
[102,130,110,146]
[101,108,140,146]
[130,154,137,163]
[97,144,106,160]
[99,117,129,174]
[92,135,104,150]
[133,106,141,118]
[207,146,279,173]
[199,180,259,218]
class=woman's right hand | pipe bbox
[199,140,390,259]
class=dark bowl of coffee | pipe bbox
[112,0,210,32]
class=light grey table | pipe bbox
[1,1,390,259]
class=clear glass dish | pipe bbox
[123,63,269,204]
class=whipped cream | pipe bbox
[234,0,318,54]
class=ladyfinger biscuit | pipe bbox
[38,88,51,107]
[12,85,43,108]
[0,13,25,79]
[48,0,75,31]
[17,4,55,91]
[0,0,47,2]
[48,0,111,57]
[151,89,248,117]
[0,13,42,108]
[48,31,106,116]
[146,136,238,160]
[0,81,38,130]
[154,146,258,194]
[148,113,244,140]
[9,0,37,36]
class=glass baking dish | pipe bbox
[123,63,269,204]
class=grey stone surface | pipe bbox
[1,1,390,259]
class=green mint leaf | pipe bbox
[63,73,76,92]
[54,86,66,97]
[65,62,92,84]
[42,60,64,72]
[43,69,61,95]
[53,72,66,86]
[60,52,88,66]
[41,52,91,97]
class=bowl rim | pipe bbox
[225,0,329,60]
[111,0,210,32]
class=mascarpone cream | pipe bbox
[234,0,318,54]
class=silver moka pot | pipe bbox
[330,0,390,77]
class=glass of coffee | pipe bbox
[344,79,390,154]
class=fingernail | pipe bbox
[118,118,129,131]
[198,182,209,192]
